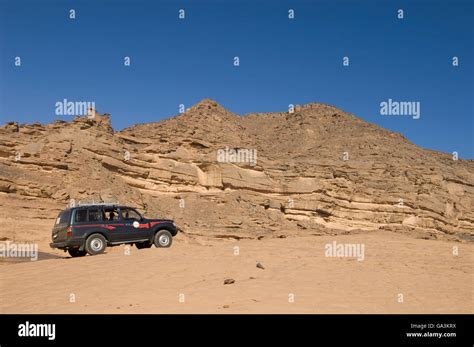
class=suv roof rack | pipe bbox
[74,201,120,207]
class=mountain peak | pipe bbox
[177,99,239,124]
[193,98,220,108]
[187,98,229,113]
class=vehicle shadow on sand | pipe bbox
[0,251,68,264]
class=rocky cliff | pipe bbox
[1,99,472,243]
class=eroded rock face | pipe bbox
[0,100,472,243]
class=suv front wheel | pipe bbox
[85,234,107,255]
[154,230,172,248]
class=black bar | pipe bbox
[0,314,471,345]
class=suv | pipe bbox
[50,204,178,257]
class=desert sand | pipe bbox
[1,230,472,314]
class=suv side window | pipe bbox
[103,207,120,222]
[75,209,88,223]
[88,208,102,222]
[120,208,141,221]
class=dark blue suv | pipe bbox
[50,204,178,257]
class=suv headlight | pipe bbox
[172,222,176,228]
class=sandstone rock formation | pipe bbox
[0,99,472,243]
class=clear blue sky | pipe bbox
[1,0,473,158]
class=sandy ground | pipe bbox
[0,231,472,314]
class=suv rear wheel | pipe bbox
[85,234,107,255]
[68,248,87,257]
[154,230,172,248]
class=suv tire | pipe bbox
[154,230,172,248]
[68,248,87,257]
[85,234,107,255]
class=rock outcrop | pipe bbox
[0,99,472,243]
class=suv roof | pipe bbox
[75,202,120,207]
[63,204,134,211]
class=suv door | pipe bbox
[101,206,127,243]
[119,207,148,241]
[52,209,72,243]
